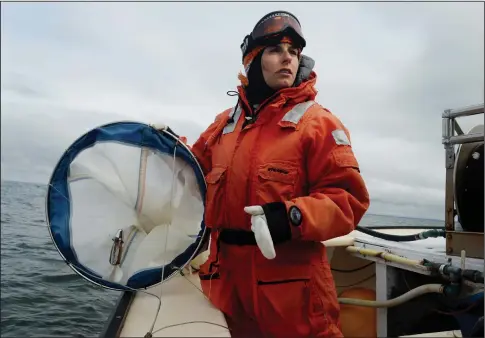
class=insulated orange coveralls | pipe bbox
[189,71,370,338]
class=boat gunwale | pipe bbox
[351,236,484,273]
[99,291,135,338]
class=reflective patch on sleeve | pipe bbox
[331,129,351,146]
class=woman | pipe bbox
[175,10,369,338]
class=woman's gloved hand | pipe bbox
[150,123,187,143]
[244,202,294,260]
[244,205,276,260]
[151,122,168,132]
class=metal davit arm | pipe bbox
[442,104,484,145]
[442,104,485,119]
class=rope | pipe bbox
[146,142,179,336]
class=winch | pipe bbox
[442,103,484,259]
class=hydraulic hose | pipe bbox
[463,270,484,284]
[366,225,445,230]
[338,284,446,308]
[356,226,446,242]
[347,247,485,285]
[345,246,427,271]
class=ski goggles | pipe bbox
[241,11,306,58]
[252,11,305,44]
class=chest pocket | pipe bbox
[204,166,227,228]
[256,162,298,204]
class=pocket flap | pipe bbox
[206,166,227,184]
[257,264,311,284]
[258,163,297,184]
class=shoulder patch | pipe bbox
[332,146,359,170]
[331,129,351,146]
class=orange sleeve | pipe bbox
[285,110,370,242]
[188,111,228,176]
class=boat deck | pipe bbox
[118,271,230,337]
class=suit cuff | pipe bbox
[261,202,292,244]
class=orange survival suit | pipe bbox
[189,69,370,337]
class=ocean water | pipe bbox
[0,180,444,337]
[1,180,119,337]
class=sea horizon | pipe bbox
[0,178,444,222]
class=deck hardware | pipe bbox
[109,229,124,266]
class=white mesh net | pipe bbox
[65,140,204,287]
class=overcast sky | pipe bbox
[1,2,483,220]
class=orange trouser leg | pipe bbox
[247,258,344,338]
[201,241,344,337]
[224,312,265,338]
[250,280,344,338]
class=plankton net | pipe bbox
[46,121,208,291]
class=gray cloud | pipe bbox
[1,72,51,99]
[1,100,206,184]
[1,2,483,220]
